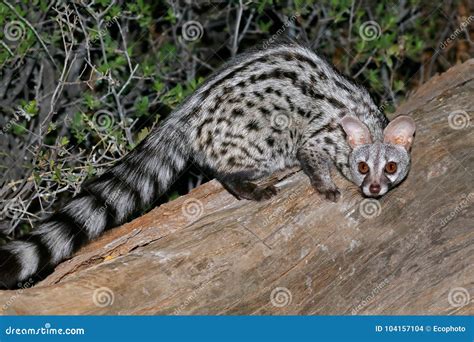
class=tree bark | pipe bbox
[1,60,473,315]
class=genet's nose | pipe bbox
[369,183,381,194]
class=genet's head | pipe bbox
[340,115,416,198]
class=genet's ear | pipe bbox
[383,115,416,151]
[339,115,372,148]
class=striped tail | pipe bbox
[0,121,190,288]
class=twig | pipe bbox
[0,40,14,57]
[353,51,375,78]
[348,0,355,45]
[117,64,139,97]
[116,18,133,73]
[231,0,244,57]
[237,9,254,44]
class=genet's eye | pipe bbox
[358,161,369,174]
[385,162,397,174]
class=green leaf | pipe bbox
[257,20,272,33]
[12,122,26,136]
[84,94,100,110]
[60,136,69,146]
[136,127,149,143]
[168,191,180,201]
[164,8,177,24]
[153,80,165,93]
[394,80,405,92]
[24,100,38,116]
[135,96,149,117]
[47,122,57,133]
[162,84,184,107]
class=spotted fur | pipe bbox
[0,42,415,288]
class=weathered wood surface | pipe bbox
[0,60,473,315]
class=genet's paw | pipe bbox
[253,184,278,201]
[322,188,341,202]
[312,184,341,202]
[227,181,278,201]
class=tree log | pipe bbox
[0,60,473,315]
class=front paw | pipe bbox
[313,184,341,202]
[252,184,278,201]
[322,188,341,202]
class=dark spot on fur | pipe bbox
[217,117,230,124]
[231,108,245,117]
[285,95,295,111]
[222,141,238,148]
[204,133,213,147]
[258,107,271,116]
[273,104,283,111]
[250,142,264,155]
[282,70,298,83]
[317,71,328,80]
[196,117,214,137]
[225,132,245,140]
[266,136,275,147]
[253,91,264,100]
[327,97,346,109]
[236,80,247,88]
[335,80,351,93]
[246,119,260,131]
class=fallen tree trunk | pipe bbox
[1,60,473,315]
